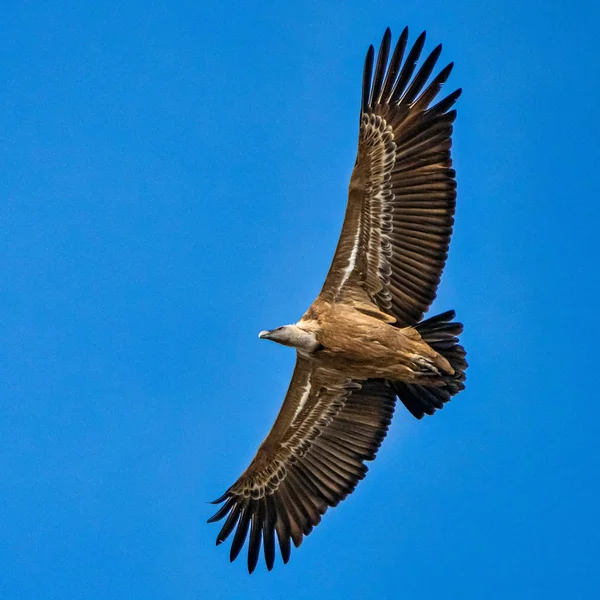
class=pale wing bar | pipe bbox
[322,28,461,327]
[208,374,396,573]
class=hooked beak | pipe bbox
[258,330,272,340]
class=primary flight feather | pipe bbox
[208,27,467,573]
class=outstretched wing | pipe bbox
[320,27,461,327]
[208,356,396,573]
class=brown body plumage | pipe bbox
[298,299,454,382]
[209,27,468,573]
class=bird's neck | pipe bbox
[281,324,321,352]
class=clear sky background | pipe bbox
[2,1,599,598]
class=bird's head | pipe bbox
[258,324,320,352]
[258,325,298,347]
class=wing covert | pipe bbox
[321,27,461,326]
[208,357,396,573]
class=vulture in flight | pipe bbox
[209,27,467,573]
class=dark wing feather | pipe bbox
[208,357,396,573]
[320,28,461,327]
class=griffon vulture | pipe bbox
[209,27,467,573]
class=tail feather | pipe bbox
[391,310,468,419]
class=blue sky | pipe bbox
[2,1,599,598]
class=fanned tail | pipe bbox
[391,310,467,419]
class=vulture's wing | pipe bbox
[208,356,396,573]
[320,28,461,326]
